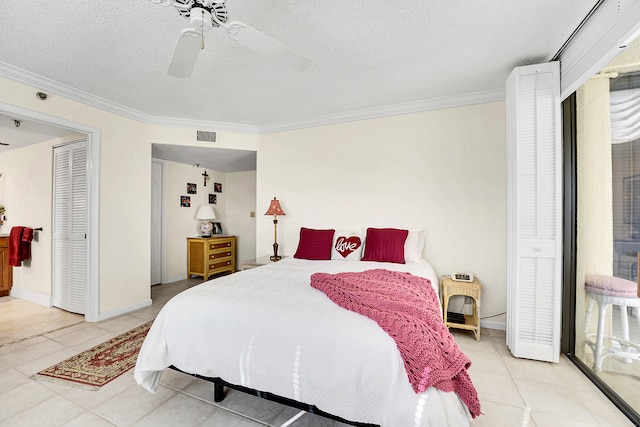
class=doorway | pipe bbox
[0,101,100,321]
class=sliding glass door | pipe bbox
[566,35,640,424]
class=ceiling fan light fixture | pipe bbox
[189,7,213,32]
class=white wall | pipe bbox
[257,102,507,322]
[148,126,259,151]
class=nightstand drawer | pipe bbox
[209,251,232,261]
[209,241,233,251]
[209,260,233,271]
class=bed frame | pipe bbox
[169,365,378,427]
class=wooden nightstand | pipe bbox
[187,236,236,280]
[441,275,481,341]
[239,256,286,271]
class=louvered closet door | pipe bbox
[52,141,88,314]
[506,62,562,363]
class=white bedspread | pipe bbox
[134,258,472,426]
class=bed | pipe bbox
[134,228,479,426]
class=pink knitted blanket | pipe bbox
[310,269,481,418]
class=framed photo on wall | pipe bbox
[214,182,222,193]
[187,183,197,194]
[180,196,191,207]
[209,194,217,204]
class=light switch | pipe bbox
[250,211,255,218]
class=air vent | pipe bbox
[197,131,217,142]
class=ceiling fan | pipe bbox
[150,0,311,77]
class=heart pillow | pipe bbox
[331,231,363,261]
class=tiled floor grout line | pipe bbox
[0,320,86,348]
[160,382,271,426]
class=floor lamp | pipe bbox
[264,197,285,261]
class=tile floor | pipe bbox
[0,279,635,427]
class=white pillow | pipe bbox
[331,230,364,261]
[404,230,426,263]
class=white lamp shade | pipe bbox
[195,205,216,220]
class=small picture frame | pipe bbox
[214,182,222,193]
[209,194,217,204]
[180,196,191,207]
[187,183,197,194]
[212,222,222,234]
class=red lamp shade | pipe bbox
[265,197,285,216]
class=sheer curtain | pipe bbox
[611,88,640,144]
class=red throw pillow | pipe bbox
[361,228,409,264]
[293,227,336,260]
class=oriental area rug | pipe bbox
[33,320,153,390]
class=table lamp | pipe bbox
[264,197,285,261]
[195,205,216,237]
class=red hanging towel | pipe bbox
[9,226,25,266]
[21,227,33,262]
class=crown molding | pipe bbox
[0,61,151,123]
[144,114,259,134]
[256,89,506,134]
[0,61,505,135]
[0,62,259,134]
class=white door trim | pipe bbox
[151,158,167,285]
[0,101,100,322]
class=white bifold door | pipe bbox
[52,140,88,315]
[506,62,562,363]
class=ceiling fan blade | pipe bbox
[225,21,310,71]
[168,28,202,78]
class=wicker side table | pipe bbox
[441,275,481,341]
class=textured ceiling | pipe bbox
[0,0,598,131]
[0,112,75,151]
[152,143,256,172]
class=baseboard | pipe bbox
[165,274,188,284]
[96,298,152,322]
[481,318,506,331]
[9,287,53,307]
